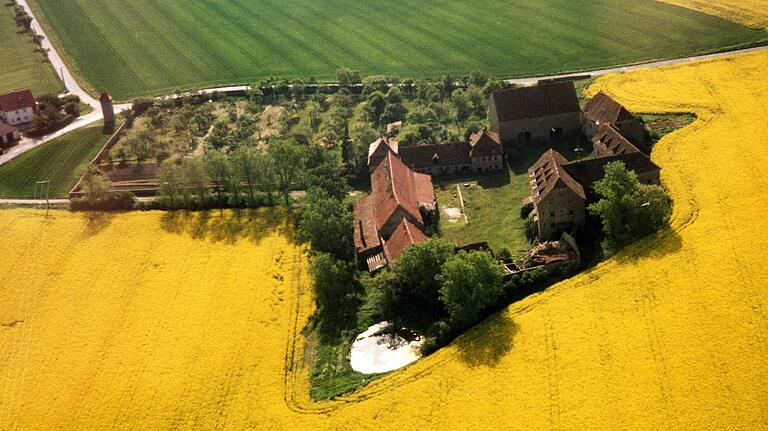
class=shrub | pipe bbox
[70,192,136,211]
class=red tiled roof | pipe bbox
[0,90,35,113]
[528,149,586,204]
[491,82,580,122]
[398,142,471,169]
[371,150,424,230]
[0,121,18,135]
[583,91,635,125]
[469,129,502,158]
[592,124,640,157]
[353,195,381,254]
[383,218,428,264]
[368,136,398,166]
[563,152,660,187]
[413,172,434,205]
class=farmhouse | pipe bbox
[367,130,503,175]
[0,90,36,126]
[489,82,581,144]
[354,149,436,272]
[583,91,644,145]
[0,121,20,145]
[527,133,660,240]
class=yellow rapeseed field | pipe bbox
[3,50,768,429]
[659,0,768,30]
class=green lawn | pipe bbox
[437,138,590,257]
[27,0,767,100]
[0,4,62,95]
[0,125,110,198]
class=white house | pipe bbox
[0,90,36,126]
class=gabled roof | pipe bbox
[592,124,640,157]
[398,142,471,169]
[383,218,428,264]
[563,152,660,187]
[370,150,424,230]
[368,137,399,165]
[528,149,585,204]
[0,90,35,113]
[469,129,502,158]
[490,82,580,122]
[0,121,18,136]
[413,172,435,205]
[353,195,381,254]
[583,91,635,125]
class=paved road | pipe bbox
[0,0,130,167]
[503,45,768,86]
[3,0,767,169]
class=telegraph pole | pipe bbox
[36,180,50,210]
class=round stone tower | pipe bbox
[100,92,115,126]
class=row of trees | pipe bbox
[156,137,305,209]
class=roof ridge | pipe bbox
[387,151,401,208]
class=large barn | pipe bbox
[489,82,581,144]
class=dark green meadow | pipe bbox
[30,0,767,99]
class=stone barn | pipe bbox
[527,149,587,240]
[583,91,644,145]
[489,82,581,144]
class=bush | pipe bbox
[70,192,136,211]
[520,202,534,220]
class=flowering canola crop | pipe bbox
[3,50,768,429]
[659,0,768,30]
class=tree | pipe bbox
[392,239,455,316]
[631,183,672,235]
[364,91,387,127]
[468,69,489,88]
[298,188,354,260]
[310,252,356,312]
[206,121,233,151]
[336,68,361,88]
[80,167,111,205]
[438,250,504,329]
[450,89,473,127]
[158,160,184,207]
[268,138,305,207]
[126,131,155,165]
[304,146,348,200]
[205,150,232,207]
[438,74,454,100]
[588,161,672,252]
[483,78,505,97]
[233,146,266,206]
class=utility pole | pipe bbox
[35,180,50,210]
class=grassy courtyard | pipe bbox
[0,125,110,198]
[27,0,768,99]
[436,138,590,257]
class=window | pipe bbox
[550,212,555,217]
[569,210,574,215]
